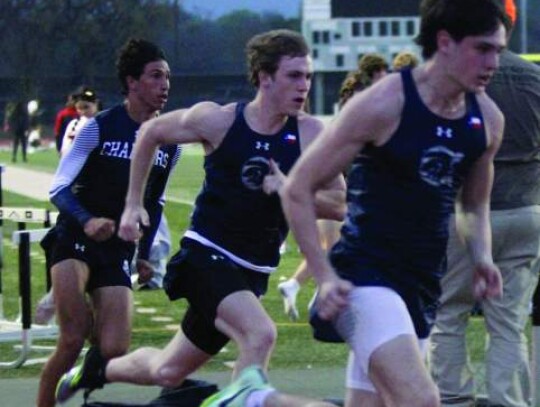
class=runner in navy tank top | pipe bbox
[280,0,511,406]
[187,102,301,269]
[331,68,487,338]
[55,30,346,406]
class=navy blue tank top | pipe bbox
[331,69,487,322]
[188,102,301,269]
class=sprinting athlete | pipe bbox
[37,38,179,407]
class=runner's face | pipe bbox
[446,24,507,92]
[134,60,170,111]
[268,55,313,115]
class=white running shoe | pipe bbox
[278,279,300,321]
[35,291,56,325]
[200,365,273,407]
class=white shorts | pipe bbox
[334,286,428,392]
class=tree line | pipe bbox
[0,0,299,97]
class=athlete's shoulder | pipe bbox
[184,101,236,128]
[188,101,235,117]
[340,73,405,122]
[297,111,324,133]
[94,103,125,123]
[346,72,403,117]
[180,101,238,150]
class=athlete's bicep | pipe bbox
[144,109,200,145]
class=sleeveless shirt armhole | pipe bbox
[283,114,299,135]
[465,93,480,115]
[400,68,421,115]
[235,102,246,116]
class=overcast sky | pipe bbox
[181,0,302,19]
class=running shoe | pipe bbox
[200,365,273,407]
[55,346,107,403]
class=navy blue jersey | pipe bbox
[51,104,180,259]
[330,69,487,337]
[186,103,301,270]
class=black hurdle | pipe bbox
[18,232,31,331]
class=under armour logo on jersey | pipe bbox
[211,254,224,261]
[436,126,453,139]
[75,243,85,252]
[255,141,270,151]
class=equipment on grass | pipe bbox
[0,205,59,368]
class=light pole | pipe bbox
[520,0,528,53]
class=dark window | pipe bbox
[322,31,330,44]
[352,21,361,37]
[334,33,342,40]
[364,21,372,37]
[313,49,319,59]
[406,20,415,36]
[313,31,320,44]
[379,21,388,37]
[391,21,400,36]
[336,54,344,67]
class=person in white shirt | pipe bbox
[60,87,100,156]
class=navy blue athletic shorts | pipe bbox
[164,237,269,355]
[49,220,135,292]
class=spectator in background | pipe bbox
[60,86,100,155]
[53,91,78,153]
[7,100,29,163]
[392,50,420,71]
[338,53,388,108]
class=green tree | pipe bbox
[0,0,177,94]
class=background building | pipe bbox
[301,0,535,114]
[302,0,421,114]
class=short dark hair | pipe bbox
[246,29,309,88]
[416,0,512,59]
[73,85,98,103]
[116,38,167,95]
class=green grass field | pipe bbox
[0,146,493,381]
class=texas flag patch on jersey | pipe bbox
[283,133,297,144]
[468,116,483,130]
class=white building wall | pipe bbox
[302,0,421,72]
[302,0,331,20]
